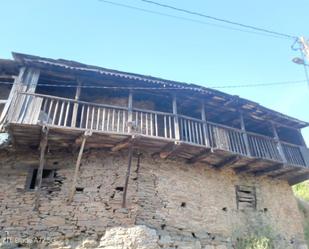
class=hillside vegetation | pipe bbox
[293,181,309,246]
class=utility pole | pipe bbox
[299,37,309,61]
[298,36,309,88]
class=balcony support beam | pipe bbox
[68,130,92,203]
[34,126,49,211]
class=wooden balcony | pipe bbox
[6,92,309,184]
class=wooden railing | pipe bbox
[208,122,247,156]
[8,92,308,167]
[132,108,175,139]
[179,115,206,145]
[282,141,306,166]
[248,133,282,162]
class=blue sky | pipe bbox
[1,0,309,143]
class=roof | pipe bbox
[2,52,308,129]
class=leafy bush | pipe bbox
[236,236,274,249]
[293,181,309,201]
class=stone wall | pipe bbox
[0,149,307,249]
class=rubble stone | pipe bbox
[0,150,306,249]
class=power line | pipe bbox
[0,80,306,90]
[98,0,290,40]
[140,0,297,40]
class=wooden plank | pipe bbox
[34,126,49,211]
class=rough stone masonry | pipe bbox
[0,148,307,249]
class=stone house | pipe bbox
[0,52,309,249]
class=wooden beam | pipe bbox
[187,148,211,164]
[68,130,92,203]
[288,172,309,185]
[253,163,283,176]
[159,141,181,159]
[34,126,49,211]
[215,155,240,169]
[111,135,141,152]
[122,143,133,208]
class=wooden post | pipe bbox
[34,126,49,211]
[172,95,180,140]
[201,101,210,147]
[71,80,82,128]
[239,111,251,156]
[68,130,92,203]
[271,122,287,163]
[128,90,133,133]
[298,129,307,147]
[122,143,133,208]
